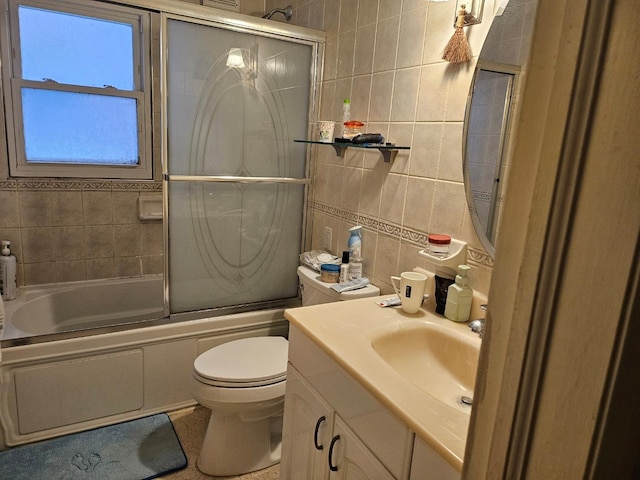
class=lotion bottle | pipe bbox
[0,240,17,301]
[444,265,472,322]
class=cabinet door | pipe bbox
[409,436,460,480]
[281,364,334,480]
[329,416,396,480]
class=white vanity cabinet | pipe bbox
[281,325,414,479]
[281,365,396,479]
[409,436,460,480]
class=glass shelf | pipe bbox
[294,140,410,163]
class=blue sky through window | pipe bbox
[15,4,140,167]
[19,5,135,89]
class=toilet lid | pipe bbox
[194,336,288,386]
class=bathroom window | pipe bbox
[1,0,152,179]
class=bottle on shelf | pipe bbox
[341,98,350,137]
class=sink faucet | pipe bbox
[468,304,488,338]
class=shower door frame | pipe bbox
[159,9,324,320]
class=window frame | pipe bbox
[1,0,153,179]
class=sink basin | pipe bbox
[370,321,481,411]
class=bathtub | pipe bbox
[0,276,292,448]
[2,276,164,342]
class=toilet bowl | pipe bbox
[191,336,288,476]
[191,265,380,475]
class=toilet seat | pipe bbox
[194,336,288,388]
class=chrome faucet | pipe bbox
[468,304,488,338]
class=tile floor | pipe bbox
[159,406,280,480]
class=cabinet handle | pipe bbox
[314,416,326,450]
[328,434,341,472]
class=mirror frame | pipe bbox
[463,59,521,259]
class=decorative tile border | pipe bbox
[312,200,494,268]
[0,178,162,192]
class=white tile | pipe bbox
[391,67,421,122]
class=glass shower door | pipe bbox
[163,15,314,315]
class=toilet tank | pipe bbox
[297,266,380,306]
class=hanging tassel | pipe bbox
[442,7,472,63]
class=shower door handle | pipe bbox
[165,174,310,185]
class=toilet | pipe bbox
[191,265,380,476]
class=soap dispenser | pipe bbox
[0,240,17,301]
[444,265,472,323]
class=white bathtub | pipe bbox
[0,276,292,448]
[2,276,164,341]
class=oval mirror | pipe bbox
[463,0,538,258]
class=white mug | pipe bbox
[391,272,427,314]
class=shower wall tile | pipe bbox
[83,191,113,225]
[141,223,163,256]
[18,191,52,227]
[142,255,164,275]
[308,1,324,31]
[402,0,429,13]
[372,16,399,73]
[24,262,56,285]
[357,0,378,27]
[336,30,356,78]
[53,226,85,260]
[0,191,19,227]
[416,63,449,121]
[350,74,372,122]
[410,123,443,178]
[368,71,394,121]
[372,232,400,292]
[112,192,141,224]
[378,0,401,20]
[85,225,115,258]
[6,179,162,286]
[115,256,142,278]
[323,0,340,36]
[403,177,435,231]
[379,173,407,224]
[86,258,115,280]
[51,191,83,226]
[353,24,376,76]
[338,0,357,33]
[397,9,427,69]
[391,67,420,122]
[114,224,142,256]
[21,227,54,263]
[56,260,87,283]
[423,2,455,65]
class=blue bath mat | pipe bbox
[0,413,187,480]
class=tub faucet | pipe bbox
[468,304,488,338]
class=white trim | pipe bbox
[1,0,153,179]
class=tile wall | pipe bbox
[0,180,163,286]
[266,0,499,295]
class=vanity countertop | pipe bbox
[284,296,481,472]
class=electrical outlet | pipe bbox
[324,227,332,252]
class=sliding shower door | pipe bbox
[163,15,316,315]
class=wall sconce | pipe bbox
[455,0,484,26]
[226,48,245,68]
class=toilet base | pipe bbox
[197,409,283,476]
